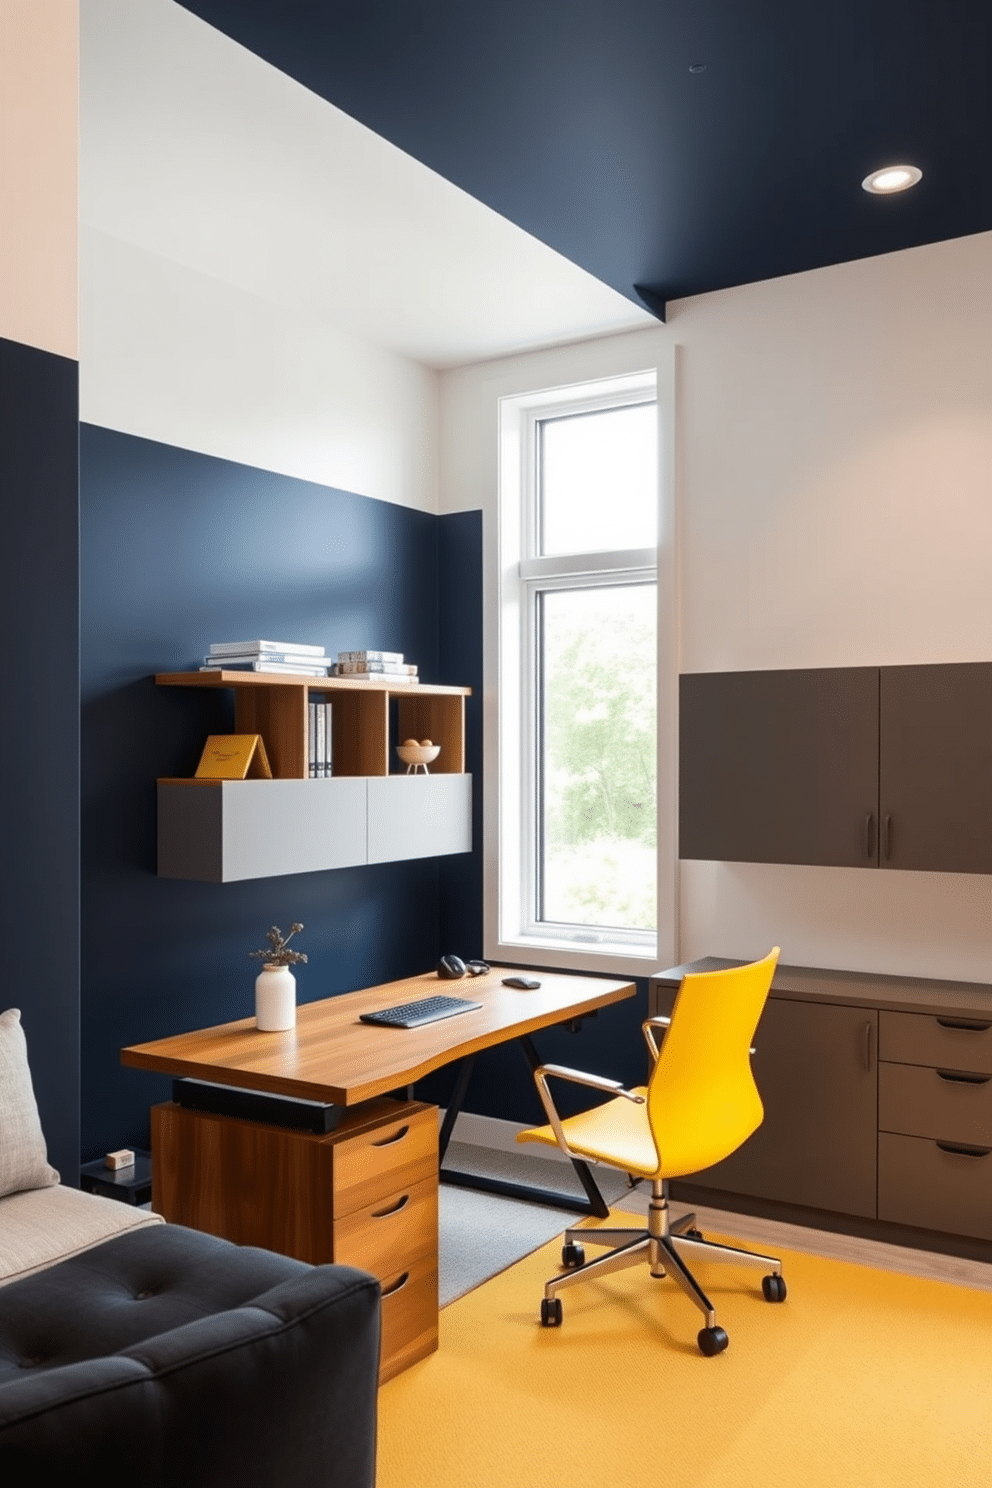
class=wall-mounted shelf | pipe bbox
[155,672,472,882]
[155,670,470,779]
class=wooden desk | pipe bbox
[122,967,635,1381]
[122,965,634,1107]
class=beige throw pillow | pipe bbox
[0,1007,60,1197]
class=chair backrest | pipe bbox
[646,948,780,1178]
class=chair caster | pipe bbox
[561,1242,585,1268]
[682,1227,704,1240]
[697,1325,729,1356]
[541,1297,563,1327]
[762,1273,787,1302]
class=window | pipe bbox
[491,370,666,972]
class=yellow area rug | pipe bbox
[378,1216,992,1488]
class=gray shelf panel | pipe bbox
[367,774,472,863]
[157,778,367,882]
[157,774,472,881]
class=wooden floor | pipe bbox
[615,1185,992,1292]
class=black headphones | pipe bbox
[436,955,490,979]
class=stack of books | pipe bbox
[334,650,419,684]
[200,640,331,677]
[309,700,332,777]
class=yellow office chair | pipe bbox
[518,948,785,1355]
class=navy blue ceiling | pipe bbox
[177,0,991,315]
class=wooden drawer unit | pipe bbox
[878,1133,992,1241]
[879,1062,992,1147]
[152,1096,439,1381]
[879,1009,992,1074]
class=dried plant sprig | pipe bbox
[249,922,308,967]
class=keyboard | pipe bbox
[359,993,483,1029]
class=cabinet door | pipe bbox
[663,995,878,1217]
[679,668,879,866]
[879,663,992,874]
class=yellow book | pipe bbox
[195,734,273,780]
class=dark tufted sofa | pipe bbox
[0,1223,380,1487]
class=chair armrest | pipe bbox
[642,1015,670,1064]
[536,1063,645,1100]
[532,1064,645,1162]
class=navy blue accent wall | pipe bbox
[79,424,465,1160]
[0,337,80,1182]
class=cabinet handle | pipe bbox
[863,1021,874,1071]
[935,1068,991,1085]
[372,1125,410,1148]
[936,1017,992,1032]
[882,813,892,860]
[381,1270,411,1297]
[371,1194,410,1219]
[864,814,875,859]
[935,1141,992,1159]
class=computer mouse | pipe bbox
[502,975,541,990]
[437,954,467,980]
[465,959,491,976]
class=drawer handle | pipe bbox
[372,1125,410,1148]
[936,1069,991,1086]
[936,1018,992,1032]
[935,1141,992,1159]
[381,1270,410,1298]
[371,1194,410,1219]
[864,813,875,859]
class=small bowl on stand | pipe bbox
[396,741,441,775]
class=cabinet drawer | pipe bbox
[879,1062,992,1146]
[879,1010,992,1074]
[333,1174,437,1279]
[878,1132,992,1241]
[334,1105,437,1216]
[378,1254,438,1384]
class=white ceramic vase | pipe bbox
[255,962,296,1031]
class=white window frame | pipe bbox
[485,358,678,978]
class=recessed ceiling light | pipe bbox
[861,164,923,195]
[688,62,707,74]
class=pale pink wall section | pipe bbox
[0,0,78,357]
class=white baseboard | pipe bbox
[439,1109,569,1163]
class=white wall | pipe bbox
[80,228,440,513]
[440,229,992,985]
[0,0,77,356]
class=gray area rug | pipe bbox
[438,1141,631,1306]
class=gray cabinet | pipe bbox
[679,661,992,874]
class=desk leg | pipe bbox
[437,1035,611,1220]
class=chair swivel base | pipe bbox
[538,1182,787,1355]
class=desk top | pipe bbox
[121,967,636,1106]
